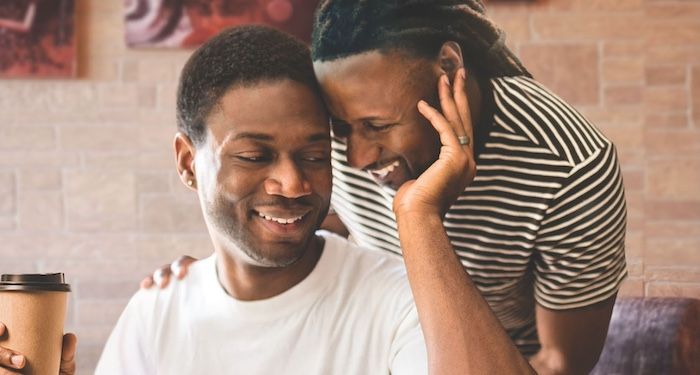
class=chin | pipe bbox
[248,249,304,268]
[243,230,316,268]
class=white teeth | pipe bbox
[257,211,304,225]
[370,160,400,179]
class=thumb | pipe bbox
[59,333,77,375]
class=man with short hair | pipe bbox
[93,25,427,374]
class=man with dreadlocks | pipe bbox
[148,1,626,373]
[310,1,627,373]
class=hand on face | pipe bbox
[393,68,476,217]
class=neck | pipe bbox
[466,73,483,125]
[466,73,495,158]
[214,235,324,301]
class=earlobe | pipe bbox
[438,41,464,77]
[174,132,197,190]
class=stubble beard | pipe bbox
[206,196,311,268]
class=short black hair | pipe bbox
[177,25,319,146]
[311,0,530,79]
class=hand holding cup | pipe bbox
[0,274,75,375]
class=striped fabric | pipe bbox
[329,76,628,356]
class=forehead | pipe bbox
[205,80,329,142]
[313,51,435,120]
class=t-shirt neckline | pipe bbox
[202,232,341,322]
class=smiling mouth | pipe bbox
[255,210,308,225]
[368,160,400,179]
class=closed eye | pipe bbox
[363,121,396,132]
[302,156,329,162]
[234,154,271,163]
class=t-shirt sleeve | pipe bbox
[534,144,628,310]
[389,303,428,374]
[94,290,156,375]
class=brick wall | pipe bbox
[487,0,700,301]
[0,0,698,372]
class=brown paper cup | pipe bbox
[0,274,70,375]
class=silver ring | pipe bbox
[458,135,470,146]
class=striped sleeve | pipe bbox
[533,143,628,310]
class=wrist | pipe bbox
[393,197,442,216]
[395,208,443,224]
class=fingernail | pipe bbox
[442,75,450,86]
[172,263,181,278]
[460,68,466,80]
[153,271,163,286]
[11,355,24,367]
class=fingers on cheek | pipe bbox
[417,101,435,119]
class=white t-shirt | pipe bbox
[95,231,427,375]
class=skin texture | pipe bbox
[530,295,616,375]
[392,66,533,374]
[177,79,332,301]
[145,43,618,374]
[0,323,76,375]
[312,47,483,190]
[314,45,615,374]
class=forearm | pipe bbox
[396,212,534,375]
[528,295,617,375]
[530,350,584,375]
[529,347,598,375]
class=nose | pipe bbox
[345,131,381,170]
[264,157,312,199]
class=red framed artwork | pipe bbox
[0,0,76,78]
[124,0,321,48]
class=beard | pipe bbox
[204,193,323,268]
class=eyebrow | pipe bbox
[229,131,331,143]
[358,116,387,122]
[334,115,399,124]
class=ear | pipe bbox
[438,41,464,80]
[174,132,197,190]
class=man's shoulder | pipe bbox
[319,231,411,299]
[131,255,216,312]
[489,75,614,165]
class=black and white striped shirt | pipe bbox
[329,76,628,356]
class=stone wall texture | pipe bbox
[0,0,698,372]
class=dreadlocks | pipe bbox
[311,0,530,79]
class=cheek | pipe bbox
[307,167,333,199]
[213,168,263,206]
[392,119,440,161]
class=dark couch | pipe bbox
[591,298,700,375]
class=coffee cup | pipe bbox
[0,273,71,375]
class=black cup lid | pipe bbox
[0,273,71,292]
